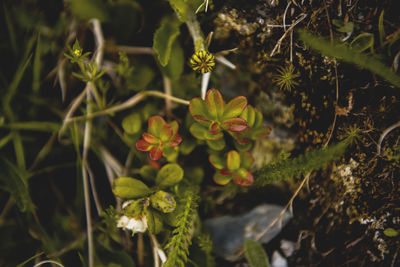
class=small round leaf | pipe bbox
[155,163,183,188]
[113,177,151,199]
[150,190,176,213]
[122,113,142,134]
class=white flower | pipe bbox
[117,215,148,233]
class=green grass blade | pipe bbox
[4,121,60,132]
[33,33,42,93]
[3,3,17,55]
[0,132,13,149]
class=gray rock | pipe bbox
[205,203,292,261]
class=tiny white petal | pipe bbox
[117,215,130,228]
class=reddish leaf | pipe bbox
[223,96,247,119]
[148,116,166,136]
[221,118,248,132]
[205,89,224,119]
[232,171,254,186]
[169,133,182,147]
[252,126,271,139]
[209,122,221,135]
[193,114,212,123]
[220,168,233,176]
[136,140,152,151]
[142,133,159,144]
[149,146,163,161]
[234,131,251,145]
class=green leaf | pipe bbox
[189,123,208,140]
[156,163,183,188]
[69,0,109,21]
[150,190,176,213]
[205,89,225,119]
[223,96,247,120]
[148,115,166,137]
[206,138,226,151]
[240,152,254,169]
[0,157,34,213]
[332,19,354,33]
[350,33,374,52]
[113,177,151,199]
[139,165,158,182]
[33,34,42,93]
[128,65,154,91]
[213,171,232,185]
[122,113,142,134]
[153,16,182,66]
[378,10,385,47]
[244,239,270,267]
[383,228,399,237]
[227,150,240,171]
[179,138,197,155]
[167,0,189,22]
[209,153,225,169]
[189,98,208,121]
[241,105,256,127]
[145,209,163,234]
[162,39,184,80]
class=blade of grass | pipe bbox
[4,121,60,132]
[0,132,13,149]
[3,3,17,55]
[33,33,43,93]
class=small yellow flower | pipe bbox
[190,50,215,74]
[73,48,82,57]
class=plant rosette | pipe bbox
[112,163,183,234]
[189,89,248,148]
[209,150,255,186]
[136,115,182,161]
[233,105,272,151]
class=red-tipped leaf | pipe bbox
[209,122,221,135]
[205,89,224,119]
[168,133,182,147]
[232,171,254,186]
[148,115,166,136]
[136,140,152,151]
[223,96,247,119]
[142,133,159,144]
[221,118,248,132]
[149,146,163,161]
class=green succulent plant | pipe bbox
[209,150,255,186]
[233,105,272,150]
[189,89,248,143]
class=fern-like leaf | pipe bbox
[299,30,400,88]
[164,187,199,267]
[253,142,346,187]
